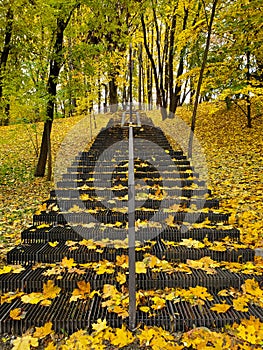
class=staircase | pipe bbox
[0,115,262,335]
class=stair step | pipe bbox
[1,292,262,335]
[1,267,260,294]
[7,243,254,265]
[21,225,239,244]
[55,198,219,211]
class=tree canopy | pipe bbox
[1,0,262,125]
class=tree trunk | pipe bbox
[246,51,252,128]
[147,63,152,109]
[169,7,188,118]
[109,76,118,112]
[35,119,52,177]
[138,44,142,110]
[3,103,10,126]
[141,15,166,119]
[0,6,13,126]
[35,8,77,176]
[188,0,218,158]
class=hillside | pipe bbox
[1,102,262,264]
[0,103,263,348]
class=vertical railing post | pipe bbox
[129,43,133,123]
[128,125,136,330]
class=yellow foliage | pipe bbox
[12,335,39,350]
[210,302,232,313]
[233,316,263,345]
[33,322,53,339]
[92,319,108,333]
[43,280,61,299]
[136,261,147,274]
[70,281,91,302]
[61,257,76,269]
[110,324,135,348]
[116,272,126,284]
[10,308,23,320]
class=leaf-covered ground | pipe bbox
[0,113,111,264]
[152,102,263,247]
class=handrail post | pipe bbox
[128,124,136,330]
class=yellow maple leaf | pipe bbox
[41,299,52,306]
[165,215,175,226]
[10,308,23,320]
[110,324,135,347]
[136,261,147,274]
[37,224,50,229]
[43,280,61,299]
[11,265,25,274]
[61,257,76,269]
[68,204,82,212]
[242,278,262,297]
[48,241,59,247]
[95,261,115,275]
[217,289,229,297]
[189,286,213,301]
[71,281,91,301]
[44,342,56,350]
[34,322,53,339]
[115,221,123,227]
[116,255,129,268]
[116,272,126,284]
[111,305,129,318]
[180,238,205,249]
[0,266,12,275]
[21,292,44,304]
[151,296,166,310]
[137,326,157,345]
[186,259,203,269]
[209,242,227,252]
[12,335,39,350]
[79,239,97,249]
[234,316,263,345]
[77,281,91,294]
[102,284,118,299]
[210,302,231,313]
[143,254,159,268]
[233,296,249,312]
[140,306,150,313]
[92,318,108,333]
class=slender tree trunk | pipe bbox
[35,119,52,177]
[141,14,167,119]
[169,7,188,118]
[146,62,152,109]
[168,7,177,117]
[152,4,167,111]
[102,83,108,112]
[246,51,252,128]
[35,4,79,176]
[138,44,142,110]
[0,6,13,126]
[109,76,118,112]
[188,0,218,158]
[98,74,101,113]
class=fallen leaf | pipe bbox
[33,322,53,339]
[210,302,231,313]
